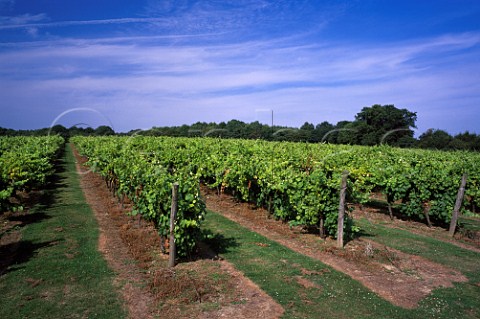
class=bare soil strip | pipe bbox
[198,261,284,319]
[73,147,156,319]
[203,187,468,309]
[72,146,283,319]
[352,206,480,254]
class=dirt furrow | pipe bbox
[204,188,468,309]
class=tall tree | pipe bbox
[335,121,358,145]
[451,131,479,151]
[225,119,246,139]
[94,125,115,136]
[299,122,315,142]
[313,121,335,143]
[351,104,417,146]
[417,129,453,150]
[49,124,69,139]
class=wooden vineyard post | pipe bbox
[319,215,326,239]
[337,171,349,248]
[387,194,394,220]
[169,183,179,268]
[423,202,433,228]
[449,174,467,237]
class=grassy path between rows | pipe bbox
[2,143,479,319]
[203,211,480,319]
[0,145,125,319]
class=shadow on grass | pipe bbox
[355,228,376,239]
[0,147,68,276]
[7,212,51,227]
[205,233,240,254]
[34,154,68,210]
[0,239,61,276]
[197,229,240,259]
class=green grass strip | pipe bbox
[357,218,480,280]
[203,211,480,319]
[0,144,126,319]
[356,218,480,318]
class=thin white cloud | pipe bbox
[1,32,479,95]
[25,26,38,37]
[0,0,332,42]
[0,13,48,26]
[0,25,479,132]
[5,31,477,76]
[0,16,175,30]
[141,0,326,35]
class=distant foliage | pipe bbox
[75,136,480,242]
[1,104,479,150]
[0,136,64,212]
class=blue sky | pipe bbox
[0,0,479,135]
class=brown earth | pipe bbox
[0,191,47,276]
[202,187,468,309]
[351,204,480,253]
[72,146,283,319]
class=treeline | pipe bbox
[1,104,479,151]
[132,122,480,151]
[131,104,480,151]
[0,125,115,139]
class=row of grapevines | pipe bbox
[73,136,480,245]
[123,137,480,228]
[175,139,362,237]
[367,147,480,225]
[71,136,206,257]
[241,141,480,227]
[0,136,65,212]
[73,136,362,239]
